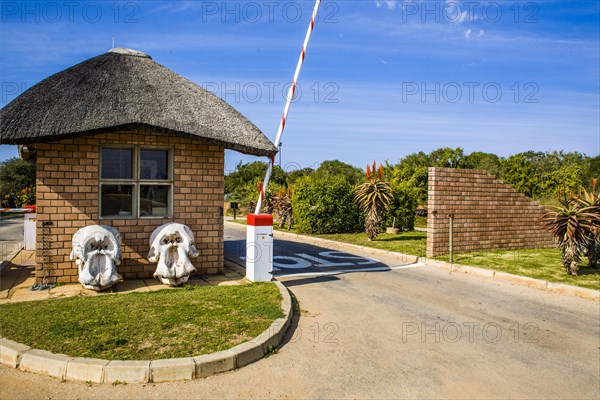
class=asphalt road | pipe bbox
[0,216,24,262]
[1,224,599,399]
[225,224,415,277]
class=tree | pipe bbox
[224,161,287,206]
[461,152,502,176]
[583,156,600,190]
[540,164,583,197]
[315,160,364,185]
[501,151,588,199]
[383,182,419,231]
[0,157,36,208]
[287,167,313,185]
[390,151,429,204]
[501,153,540,198]
[387,149,594,206]
[429,147,464,168]
[354,162,393,240]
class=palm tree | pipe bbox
[354,162,393,240]
[543,190,599,275]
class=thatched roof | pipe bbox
[0,48,277,157]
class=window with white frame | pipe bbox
[100,147,173,218]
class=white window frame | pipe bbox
[99,145,174,219]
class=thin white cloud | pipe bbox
[374,0,397,10]
[444,3,469,24]
[147,1,204,14]
[479,30,485,37]
[465,29,472,40]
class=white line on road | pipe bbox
[275,262,424,278]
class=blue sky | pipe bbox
[1,0,598,173]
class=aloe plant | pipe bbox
[544,184,600,275]
[271,188,294,230]
[354,162,393,240]
[574,180,600,267]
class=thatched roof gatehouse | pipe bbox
[0,48,277,283]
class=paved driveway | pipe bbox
[1,224,599,399]
[0,216,24,263]
[225,224,418,277]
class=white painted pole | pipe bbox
[255,0,322,215]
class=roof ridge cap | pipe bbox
[108,48,152,59]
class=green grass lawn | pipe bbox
[0,283,283,360]
[230,219,249,225]
[435,248,600,290]
[414,216,428,229]
[311,231,428,257]
[0,212,24,220]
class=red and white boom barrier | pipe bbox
[254,0,322,214]
[247,0,322,283]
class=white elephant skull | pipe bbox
[148,223,199,286]
[70,225,122,291]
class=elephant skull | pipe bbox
[70,225,122,291]
[148,223,199,286]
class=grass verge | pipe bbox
[310,231,427,257]
[414,216,427,229]
[0,212,24,220]
[435,248,599,290]
[0,283,283,360]
[229,218,249,225]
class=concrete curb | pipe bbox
[19,349,70,379]
[66,357,110,383]
[225,221,599,301]
[193,350,235,378]
[0,338,30,368]
[0,281,293,383]
[428,259,599,301]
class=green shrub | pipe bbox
[292,174,363,234]
[383,184,419,231]
[0,157,36,208]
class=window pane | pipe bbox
[101,185,134,217]
[140,150,169,180]
[140,185,170,217]
[101,149,133,179]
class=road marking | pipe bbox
[276,262,424,278]
[390,262,425,270]
[239,251,380,271]
[232,251,424,277]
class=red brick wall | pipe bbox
[426,168,554,258]
[35,128,224,284]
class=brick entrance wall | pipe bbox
[426,168,554,258]
[35,128,224,283]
